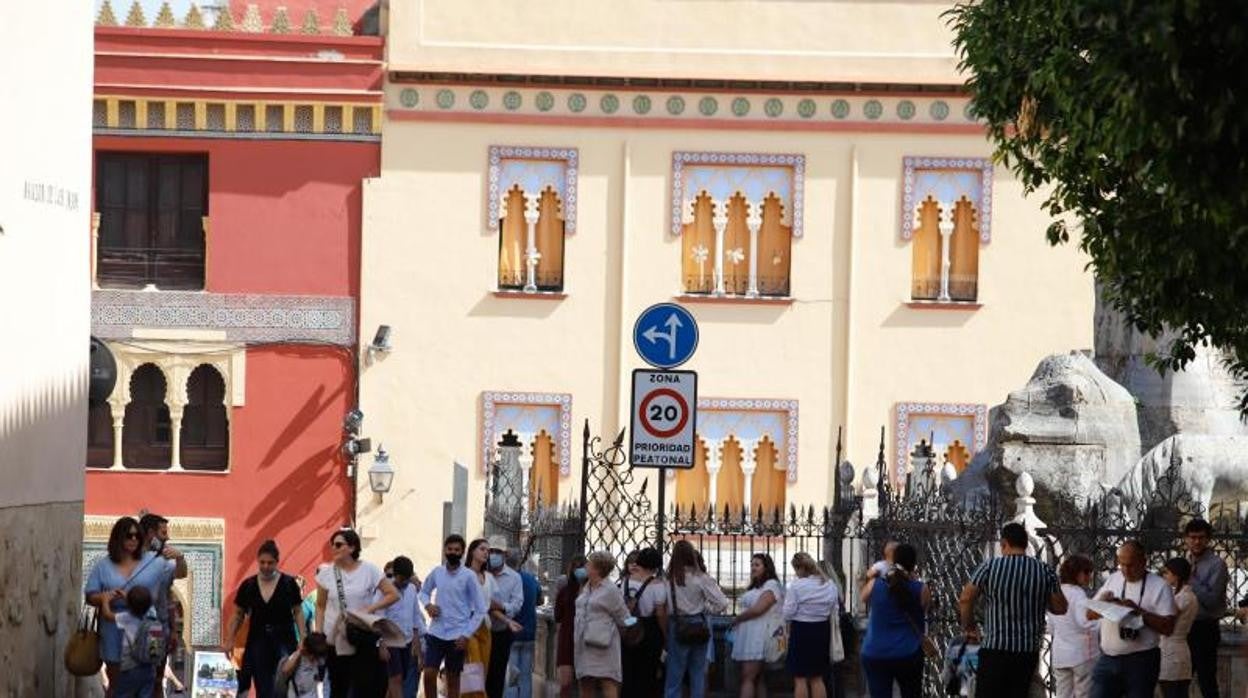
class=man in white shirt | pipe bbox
[420,535,486,698]
[486,538,524,698]
[1087,540,1177,698]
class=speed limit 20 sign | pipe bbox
[629,369,697,468]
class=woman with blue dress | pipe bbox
[858,543,931,698]
[85,516,177,697]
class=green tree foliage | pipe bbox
[947,1,1248,410]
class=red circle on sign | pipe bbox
[638,388,690,439]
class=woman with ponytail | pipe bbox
[858,543,931,698]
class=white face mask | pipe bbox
[259,569,279,581]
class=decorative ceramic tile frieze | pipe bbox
[389,85,974,129]
[93,96,381,142]
[670,152,806,238]
[92,290,355,345]
[689,397,799,483]
[900,157,994,243]
[893,402,988,479]
[486,146,579,234]
[481,392,573,476]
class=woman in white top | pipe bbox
[463,538,495,698]
[731,553,784,698]
[1048,554,1099,698]
[1159,557,1199,698]
[783,552,840,698]
[663,540,729,698]
[314,528,400,698]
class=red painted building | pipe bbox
[84,1,381,657]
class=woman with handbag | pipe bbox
[858,543,931,698]
[461,538,495,698]
[223,540,305,698]
[573,551,634,698]
[85,516,177,697]
[313,528,399,698]
[553,556,586,698]
[783,552,839,698]
[731,553,784,698]
[663,540,728,698]
[620,547,668,698]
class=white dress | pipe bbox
[731,579,784,661]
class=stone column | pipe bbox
[705,437,724,511]
[91,212,102,290]
[517,431,536,529]
[745,203,762,298]
[739,438,759,517]
[522,193,541,292]
[711,200,729,296]
[937,200,955,302]
[109,400,126,470]
[168,402,185,471]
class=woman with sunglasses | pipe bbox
[314,528,400,698]
[85,516,178,697]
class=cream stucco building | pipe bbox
[358,0,1094,570]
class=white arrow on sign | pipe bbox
[641,312,684,361]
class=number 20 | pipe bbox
[649,404,679,421]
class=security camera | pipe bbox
[344,409,364,434]
[370,325,392,353]
[343,437,372,459]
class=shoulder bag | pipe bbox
[620,577,652,647]
[333,565,379,649]
[670,578,710,645]
[64,607,102,676]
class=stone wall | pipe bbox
[0,501,85,698]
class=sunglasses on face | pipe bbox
[126,531,140,540]
[332,541,349,549]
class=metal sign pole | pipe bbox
[656,466,667,550]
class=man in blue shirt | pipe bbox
[420,535,486,698]
[504,555,544,698]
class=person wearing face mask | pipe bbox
[225,539,306,698]
[420,535,487,698]
[139,513,187,698]
[554,556,588,698]
[484,538,524,698]
[381,556,427,698]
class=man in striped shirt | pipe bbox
[959,522,1067,696]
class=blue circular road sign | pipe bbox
[633,303,699,369]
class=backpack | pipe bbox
[121,612,166,672]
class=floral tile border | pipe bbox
[900,156,995,243]
[486,146,580,235]
[481,391,574,476]
[893,401,988,480]
[391,85,975,129]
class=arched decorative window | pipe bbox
[87,398,114,469]
[715,437,746,517]
[673,152,804,299]
[530,430,559,508]
[901,157,993,304]
[751,436,787,516]
[488,147,577,294]
[675,438,710,513]
[181,364,229,471]
[123,363,172,469]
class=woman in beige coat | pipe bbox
[573,551,635,697]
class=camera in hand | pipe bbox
[1118,625,1141,641]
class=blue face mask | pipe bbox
[573,568,588,582]
[489,553,504,570]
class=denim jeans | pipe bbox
[503,640,535,698]
[114,665,155,698]
[1090,648,1160,698]
[664,621,709,698]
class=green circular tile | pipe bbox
[963,101,977,121]
[399,88,419,108]
[897,100,916,120]
[863,99,883,120]
[468,90,489,110]
[930,100,950,121]
[568,93,587,113]
[797,99,816,119]
[731,97,750,117]
[632,95,652,115]
[600,94,620,114]
[535,91,555,112]
[666,96,686,115]
[698,96,718,116]
[502,91,522,111]
[831,99,850,119]
[764,98,784,117]
[435,89,455,109]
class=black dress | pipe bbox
[235,573,303,698]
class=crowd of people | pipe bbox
[84,512,1239,698]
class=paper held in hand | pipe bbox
[1085,599,1144,627]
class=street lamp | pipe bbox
[368,445,394,496]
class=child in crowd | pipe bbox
[278,632,331,698]
[114,586,164,698]
[867,541,898,580]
